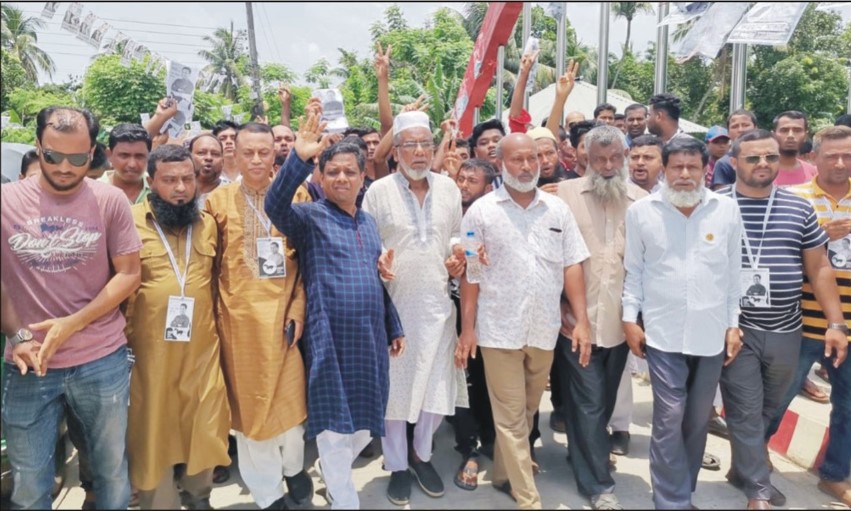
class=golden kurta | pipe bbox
[125,199,231,491]
[205,182,310,441]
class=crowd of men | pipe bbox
[1,47,850,511]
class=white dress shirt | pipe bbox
[622,189,742,357]
[461,186,590,351]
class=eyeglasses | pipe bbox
[741,154,780,165]
[397,141,434,151]
[42,149,90,167]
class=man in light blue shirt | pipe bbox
[622,137,744,509]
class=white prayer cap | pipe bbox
[393,111,430,136]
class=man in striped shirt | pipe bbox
[769,125,851,507]
[719,129,847,510]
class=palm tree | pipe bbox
[198,22,246,101]
[610,2,654,89]
[1,4,55,83]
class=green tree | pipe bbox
[1,4,55,83]
[1,51,28,112]
[82,55,165,126]
[260,63,298,86]
[198,23,247,101]
[6,87,75,126]
[610,2,654,88]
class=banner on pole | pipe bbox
[673,2,750,62]
[726,2,808,46]
[658,2,711,26]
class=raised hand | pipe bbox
[374,42,392,80]
[519,50,540,76]
[443,139,461,179]
[402,95,429,114]
[555,59,579,98]
[156,97,178,119]
[293,112,327,161]
[277,84,291,105]
[305,97,323,117]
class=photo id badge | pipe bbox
[164,296,194,342]
[257,237,286,279]
[828,234,851,270]
[740,269,771,308]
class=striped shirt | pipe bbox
[720,186,828,332]
[789,178,851,341]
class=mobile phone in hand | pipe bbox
[285,321,296,347]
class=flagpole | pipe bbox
[556,2,567,78]
[654,2,669,94]
[522,2,532,109]
[730,43,748,113]
[597,2,610,105]
[496,45,505,120]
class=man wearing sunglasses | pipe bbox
[0,106,142,509]
[718,129,845,510]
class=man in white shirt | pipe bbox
[458,133,590,509]
[622,137,744,509]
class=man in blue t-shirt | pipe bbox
[719,129,846,510]
[710,109,759,190]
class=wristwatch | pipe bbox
[827,322,849,335]
[8,328,33,347]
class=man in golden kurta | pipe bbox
[205,122,313,511]
[125,144,230,509]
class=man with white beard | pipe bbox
[458,133,590,508]
[622,137,744,509]
[555,125,648,510]
[362,111,468,506]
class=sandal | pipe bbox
[814,365,830,384]
[453,456,479,491]
[800,378,829,403]
[701,453,720,471]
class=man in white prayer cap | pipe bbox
[362,111,469,506]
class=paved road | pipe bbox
[54,374,848,510]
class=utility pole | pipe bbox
[730,43,748,113]
[654,2,669,94]
[522,2,532,109]
[597,2,610,105]
[245,2,263,120]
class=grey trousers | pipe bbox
[556,335,629,497]
[646,346,724,510]
[720,326,800,501]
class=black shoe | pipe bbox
[284,469,314,506]
[410,458,445,497]
[479,441,494,460]
[358,440,376,459]
[725,471,787,506]
[387,470,413,506]
[708,415,730,439]
[186,497,213,510]
[610,431,630,456]
[263,495,288,510]
[549,411,566,433]
[495,481,516,502]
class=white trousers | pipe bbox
[381,410,443,472]
[609,360,634,432]
[316,429,372,510]
[235,424,305,509]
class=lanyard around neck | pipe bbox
[152,220,192,297]
[243,191,272,237]
[735,186,776,270]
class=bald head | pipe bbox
[565,111,586,129]
[496,133,536,161]
[497,133,540,192]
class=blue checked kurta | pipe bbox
[265,150,404,440]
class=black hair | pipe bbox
[800,139,813,154]
[343,126,379,138]
[274,153,287,167]
[340,134,368,154]
[662,137,708,167]
[624,103,648,116]
[20,149,39,176]
[772,110,808,131]
[594,103,616,118]
[630,134,664,152]
[318,142,365,173]
[558,126,568,142]
[188,133,222,152]
[648,93,681,121]
[458,158,497,185]
[212,120,240,136]
[836,114,851,128]
[614,113,625,121]
[727,109,758,129]
[147,144,194,178]
[730,129,775,157]
[236,122,273,143]
[36,106,99,148]
[90,142,109,171]
[569,120,600,149]
[108,123,152,151]
[470,119,505,149]
[455,137,469,149]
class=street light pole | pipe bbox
[597,2,610,105]
[654,2,669,94]
[245,2,263,120]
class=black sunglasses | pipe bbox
[42,149,90,167]
[742,154,781,165]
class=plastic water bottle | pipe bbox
[464,230,483,283]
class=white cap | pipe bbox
[393,111,430,136]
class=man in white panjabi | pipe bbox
[362,111,469,506]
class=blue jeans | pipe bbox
[766,337,851,482]
[2,346,131,510]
